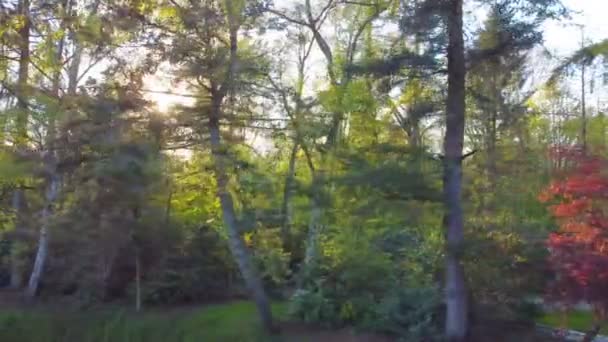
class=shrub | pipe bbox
[363,286,442,341]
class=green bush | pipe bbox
[288,285,340,327]
[363,287,441,341]
[289,238,394,327]
[288,235,441,341]
[144,226,239,304]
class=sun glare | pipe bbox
[143,73,195,113]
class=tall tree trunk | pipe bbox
[280,142,298,246]
[443,0,468,340]
[25,0,68,297]
[206,6,274,330]
[208,103,274,332]
[9,0,31,290]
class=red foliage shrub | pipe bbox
[540,146,608,313]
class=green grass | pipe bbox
[0,301,289,342]
[538,310,608,334]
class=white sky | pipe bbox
[543,0,607,57]
[145,0,608,111]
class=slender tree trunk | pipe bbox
[9,0,31,290]
[164,184,173,226]
[9,190,23,289]
[25,0,69,297]
[208,102,274,332]
[409,119,421,149]
[25,176,58,298]
[280,142,298,246]
[485,108,497,214]
[303,196,322,267]
[581,51,587,152]
[67,0,100,96]
[135,248,141,312]
[487,109,497,183]
[443,0,468,340]
[15,0,30,140]
[67,45,82,96]
[205,6,274,330]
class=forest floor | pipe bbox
[0,294,561,342]
[539,310,608,334]
[0,299,392,342]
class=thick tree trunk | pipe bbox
[208,108,274,332]
[443,0,468,341]
[280,142,298,246]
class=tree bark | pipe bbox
[303,196,322,267]
[15,0,30,139]
[280,142,298,246]
[9,190,24,289]
[67,0,101,96]
[203,5,274,331]
[208,102,274,332]
[25,0,68,298]
[9,0,31,289]
[135,248,141,312]
[581,47,587,152]
[25,176,58,298]
[443,0,468,340]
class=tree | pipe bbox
[142,0,276,330]
[268,0,392,287]
[442,0,467,340]
[540,146,608,341]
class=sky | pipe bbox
[543,0,607,56]
[541,0,607,60]
[145,0,608,112]
[137,0,608,156]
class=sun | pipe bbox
[143,72,195,113]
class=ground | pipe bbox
[540,310,607,334]
[0,295,564,342]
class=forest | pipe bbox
[0,0,607,341]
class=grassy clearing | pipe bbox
[538,310,608,334]
[0,301,289,342]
